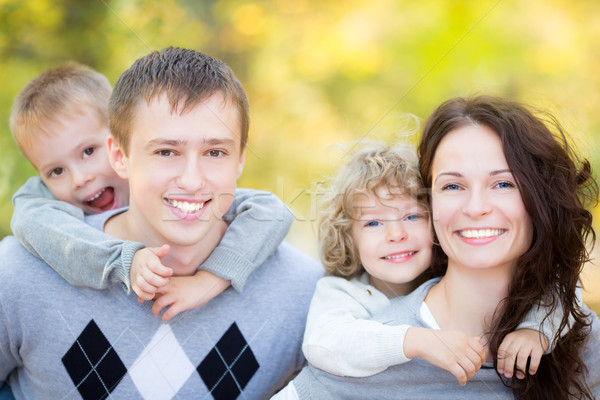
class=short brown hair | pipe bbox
[319,141,426,279]
[10,61,111,155]
[109,47,249,154]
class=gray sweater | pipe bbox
[0,211,323,399]
[293,278,600,399]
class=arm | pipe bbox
[10,177,144,291]
[200,188,293,292]
[301,276,410,377]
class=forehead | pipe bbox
[351,189,423,216]
[432,124,508,173]
[130,92,242,145]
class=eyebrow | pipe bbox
[145,137,237,150]
[434,169,512,184]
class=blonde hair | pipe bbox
[318,141,426,279]
[10,61,112,155]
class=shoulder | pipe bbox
[84,207,128,231]
[269,242,324,277]
[372,278,441,324]
[0,236,58,289]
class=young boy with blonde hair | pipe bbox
[9,61,293,318]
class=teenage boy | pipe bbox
[0,47,322,399]
[9,61,294,320]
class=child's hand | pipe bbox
[405,327,486,386]
[497,328,549,379]
[130,245,173,302]
[151,270,231,322]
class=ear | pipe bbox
[236,149,246,179]
[107,136,129,179]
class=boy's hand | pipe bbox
[130,245,173,302]
[497,328,548,379]
[404,328,486,386]
[151,270,231,322]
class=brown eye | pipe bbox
[83,147,95,157]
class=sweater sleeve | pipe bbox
[516,286,582,354]
[200,188,293,292]
[10,177,144,292]
[301,276,411,377]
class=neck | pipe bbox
[105,210,228,276]
[425,260,513,346]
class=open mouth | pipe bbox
[86,187,117,212]
[458,229,505,239]
[166,198,209,214]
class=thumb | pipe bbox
[149,244,170,259]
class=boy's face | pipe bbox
[109,92,245,248]
[351,186,432,297]
[25,108,129,214]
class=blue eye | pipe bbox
[442,183,460,191]
[366,221,381,227]
[406,214,422,221]
[496,181,514,189]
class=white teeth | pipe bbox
[384,252,415,259]
[168,199,206,213]
[459,229,504,239]
[88,188,105,202]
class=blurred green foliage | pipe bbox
[1,0,600,307]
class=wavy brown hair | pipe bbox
[319,141,427,279]
[418,95,597,399]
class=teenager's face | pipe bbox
[430,124,533,274]
[110,93,245,248]
[351,186,432,298]
[25,108,129,214]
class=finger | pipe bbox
[528,348,543,375]
[141,270,170,287]
[449,364,467,386]
[498,348,516,378]
[161,303,183,322]
[146,261,173,278]
[458,357,477,380]
[152,296,171,317]
[150,244,171,259]
[136,277,163,294]
[515,349,531,380]
[465,348,484,371]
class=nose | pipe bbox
[462,187,491,217]
[71,167,94,189]
[176,156,205,192]
[386,221,408,242]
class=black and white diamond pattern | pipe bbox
[61,320,259,399]
[197,322,260,400]
[61,320,127,400]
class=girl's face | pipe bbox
[351,186,432,298]
[430,124,533,274]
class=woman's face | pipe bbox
[430,123,533,273]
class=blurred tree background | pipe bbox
[1,0,600,309]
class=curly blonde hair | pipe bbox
[318,141,426,279]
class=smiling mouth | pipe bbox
[86,187,116,211]
[382,251,416,260]
[458,229,505,239]
[166,198,208,213]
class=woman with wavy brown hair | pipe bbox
[417,95,599,399]
[284,95,600,399]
